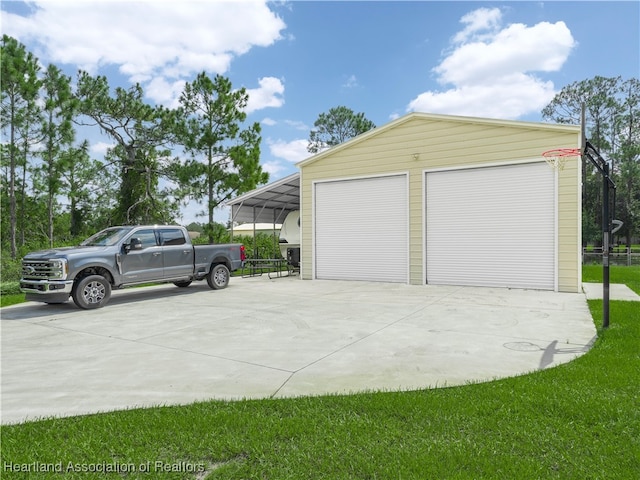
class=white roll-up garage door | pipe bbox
[426,162,555,290]
[315,175,408,282]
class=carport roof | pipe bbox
[226,172,300,224]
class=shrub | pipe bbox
[0,253,22,283]
[234,233,282,259]
[0,281,22,296]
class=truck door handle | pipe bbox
[153,252,162,257]
[183,250,190,254]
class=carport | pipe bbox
[227,172,299,229]
[227,173,300,261]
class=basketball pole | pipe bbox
[582,105,616,329]
[602,152,611,329]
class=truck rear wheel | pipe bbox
[72,275,111,309]
[207,264,229,290]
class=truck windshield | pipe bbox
[81,227,133,246]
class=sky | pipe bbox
[2,0,639,225]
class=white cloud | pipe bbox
[245,77,285,114]
[285,120,308,131]
[410,74,556,119]
[2,1,286,104]
[145,77,186,109]
[261,161,287,176]
[408,7,576,119]
[342,74,358,88]
[260,118,308,130]
[90,141,115,156]
[452,7,502,44]
[267,138,309,163]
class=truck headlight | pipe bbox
[50,259,68,280]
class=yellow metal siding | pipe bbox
[557,158,581,292]
[300,114,581,292]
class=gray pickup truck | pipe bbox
[20,225,246,309]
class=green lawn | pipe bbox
[1,271,639,478]
[582,264,640,295]
[0,282,24,308]
[0,292,25,308]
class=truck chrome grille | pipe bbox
[22,260,60,280]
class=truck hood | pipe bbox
[23,245,114,260]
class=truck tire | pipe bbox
[207,264,229,290]
[173,281,192,288]
[72,275,111,309]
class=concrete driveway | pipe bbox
[1,277,596,424]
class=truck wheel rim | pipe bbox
[214,268,227,285]
[83,281,106,304]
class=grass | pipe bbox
[583,264,640,294]
[0,282,24,308]
[1,272,639,478]
[0,292,25,308]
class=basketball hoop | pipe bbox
[541,148,581,171]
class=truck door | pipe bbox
[160,228,194,280]
[120,229,163,283]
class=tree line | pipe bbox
[542,76,640,247]
[1,35,267,260]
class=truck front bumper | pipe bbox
[21,280,74,304]
[20,280,74,295]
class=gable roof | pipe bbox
[296,111,581,168]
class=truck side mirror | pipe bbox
[126,238,143,252]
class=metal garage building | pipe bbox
[230,112,583,293]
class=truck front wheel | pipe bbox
[207,264,229,290]
[72,275,111,309]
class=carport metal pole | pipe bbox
[583,140,616,328]
[252,206,257,258]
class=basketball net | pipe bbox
[541,148,581,171]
